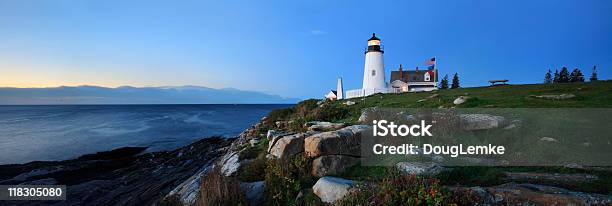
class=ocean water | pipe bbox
[0,104,291,165]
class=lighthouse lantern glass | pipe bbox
[367,40,380,46]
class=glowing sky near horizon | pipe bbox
[1,0,611,98]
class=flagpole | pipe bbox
[434,56,437,88]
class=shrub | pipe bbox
[237,138,268,182]
[239,138,268,160]
[435,166,505,187]
[301,189,324,206]
[458,97,487,108]
[268,107,295,121]
[288,118,307,133]
[264,154,314,206]
[308,103,350,122]
[237,153,267,182]
[293,99,319,119]
[337,170,448,206]
[447,187,484,205]
[259,107,295,130]
[197,167,247,206]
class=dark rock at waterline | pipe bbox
[76,147,148,161]
[0,136,233,206]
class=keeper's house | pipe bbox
[389,64,438,92]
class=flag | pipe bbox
[426,57,436,70]
[425,57,436,65]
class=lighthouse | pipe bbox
[362,33,386,94]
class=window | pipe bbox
[371,70,376,76]
[424,73,431,81]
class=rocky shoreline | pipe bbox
[0,136,233,206]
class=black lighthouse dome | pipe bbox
[368,33,380,41]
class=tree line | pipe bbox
[437,65,599,90]
[544,66,598,84]
[438,73,459,89]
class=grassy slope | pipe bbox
[331,81,612,194]
[333,80,612,123]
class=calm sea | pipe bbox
[0,104,291,165]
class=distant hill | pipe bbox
[0,85,299,104]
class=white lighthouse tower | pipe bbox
[362,33,386,95]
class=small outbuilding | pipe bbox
[325,90,338,100]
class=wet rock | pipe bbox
[312,176,355,203]
[20,178,58,185]
[0,137,232,206]
[311,155,359,177]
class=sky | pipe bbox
[0,0,610,99]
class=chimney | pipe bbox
[399,64,403,80]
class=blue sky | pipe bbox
[1,0,610,99]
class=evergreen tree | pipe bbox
[570,68,585,82]
[558,67,570,83]
[544,69,552,84]
[553,69,560,83]
[439,75,449,89]
[451,73,460,89]
[590,65,598,82]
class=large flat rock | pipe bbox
[269,133,307,159]
[312,176,355,203]
[459,114,506,131]
[311,155,359,177]
[304,125,370,158]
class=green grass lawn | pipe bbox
[333,80,612,123]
